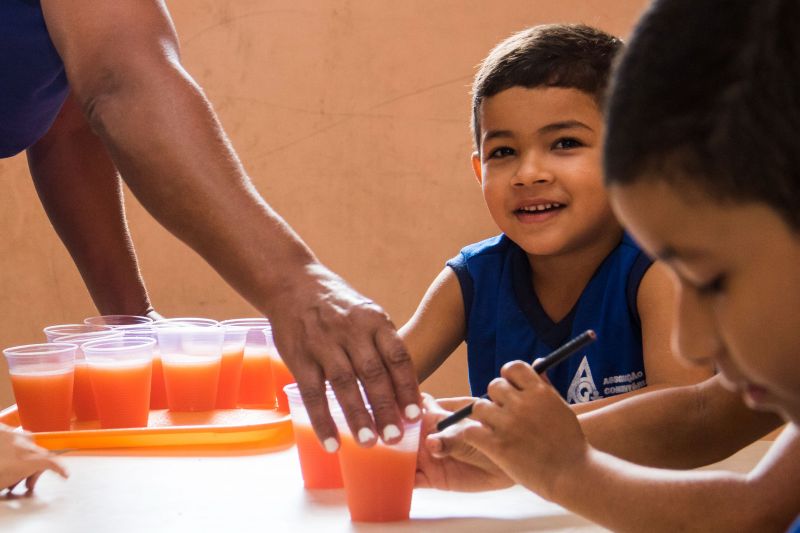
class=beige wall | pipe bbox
[0,0,649,408]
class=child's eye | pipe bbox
[486,146,515,159]
[697,274,726,295]
[552,137,583,150]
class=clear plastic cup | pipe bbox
[330,395,421,522]
[82,337,155,429]
[284,383,343,489]
[3,343,77,432]
[217,326,247,408]
[58,330,125,422]
[154,317,219,327]
[117,325,166,410]
[84,315,154,327]
[44,323,114,343]
[220,318,276,409]
[157,325,225,411]
[262,323,293,412]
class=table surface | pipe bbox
[0,438,773,533]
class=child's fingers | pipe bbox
[470,397,501,429]
[458,421,495,454]
[486,376,518,406]
[24,471,43,494]
[499,360,539,389]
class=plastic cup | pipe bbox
[331,397,421,522]
[220,319,276,409]
[84,315,154,327]
[154,317,219,327]
[157,324,224,412]
[217,326,247,408]
[262,323,293,412]
[284,383,343,489]
[116,325,166,410]
[3,343,77,432]
[44,323,113,343]
[58,330,125,421]
[82,337,154,429]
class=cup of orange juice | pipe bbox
[44,323,113,343]
[82,337,155,429]
[3,343,77,432]
[284,383,343,489]
[157,322,224,412]
[58,330,125,422]
[331,396,421,522]
[220,318,276,409]
[262,323,293,413]
[118,325,166,410]
[84,315,154,327]
[216,326,247,408]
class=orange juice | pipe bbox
[216,347,244,408]
[271,357,294,413]
[238,347,275,408]
[163,356,220,411]
[88,361,152,429]
[293,424,343,488]
[72,361,98,421]
[338,433,417,522]
[150,353,168,409]
[10,369,74,432]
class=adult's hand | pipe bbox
[415,394,512,491]
[0,425,67,495]
[270,264,420,450]
[40,0,420,449]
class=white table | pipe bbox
[0,439,773,533]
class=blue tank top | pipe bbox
[447,233,652,402]
[0,0,69,158]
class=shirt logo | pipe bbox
[567,356,600,404]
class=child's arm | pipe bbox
[400,267,467,382]
[572,261,713,414]
[461,361,800,532]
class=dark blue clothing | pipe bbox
[1,0,69,158]
[787,515,800,533]
[447,233,652,402]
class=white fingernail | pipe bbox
[405,404,421,420]
[323,438,339,453]
[357,427,375,444]
[383,424,401,441]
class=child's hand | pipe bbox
[457,361,590,500]
[415,394,513,492]
[0,424,68,496]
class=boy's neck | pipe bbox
[527,227,624,323]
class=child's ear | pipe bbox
[471,151,483,185]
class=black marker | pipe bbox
[435,329,597,432]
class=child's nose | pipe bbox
[512,153,553,186]
[671,286,725,368]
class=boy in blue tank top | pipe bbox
[401,24,711,408]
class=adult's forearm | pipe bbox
[74,58,316,317]
[27,95,152,316]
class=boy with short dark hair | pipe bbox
[422,1,800,530]
[402,24,709,409]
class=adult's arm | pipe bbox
[27,94,154,317]
[39,0,420,448]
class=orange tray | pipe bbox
[0,406,293,451]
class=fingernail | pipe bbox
[383,424,401,441]
[357,427,375,444]
[405,404,421,420]
[323,438,339,453]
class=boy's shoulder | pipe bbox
[457,234,515,260]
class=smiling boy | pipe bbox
[402,24,709,409]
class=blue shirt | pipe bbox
[448,233,652,402]
[0,0,69,158]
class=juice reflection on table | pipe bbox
[3,343,77,432]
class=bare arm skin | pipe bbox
[27,94,153,316]
[459,362,800,533]
[39,0,420,447]
[400,267,466,382]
